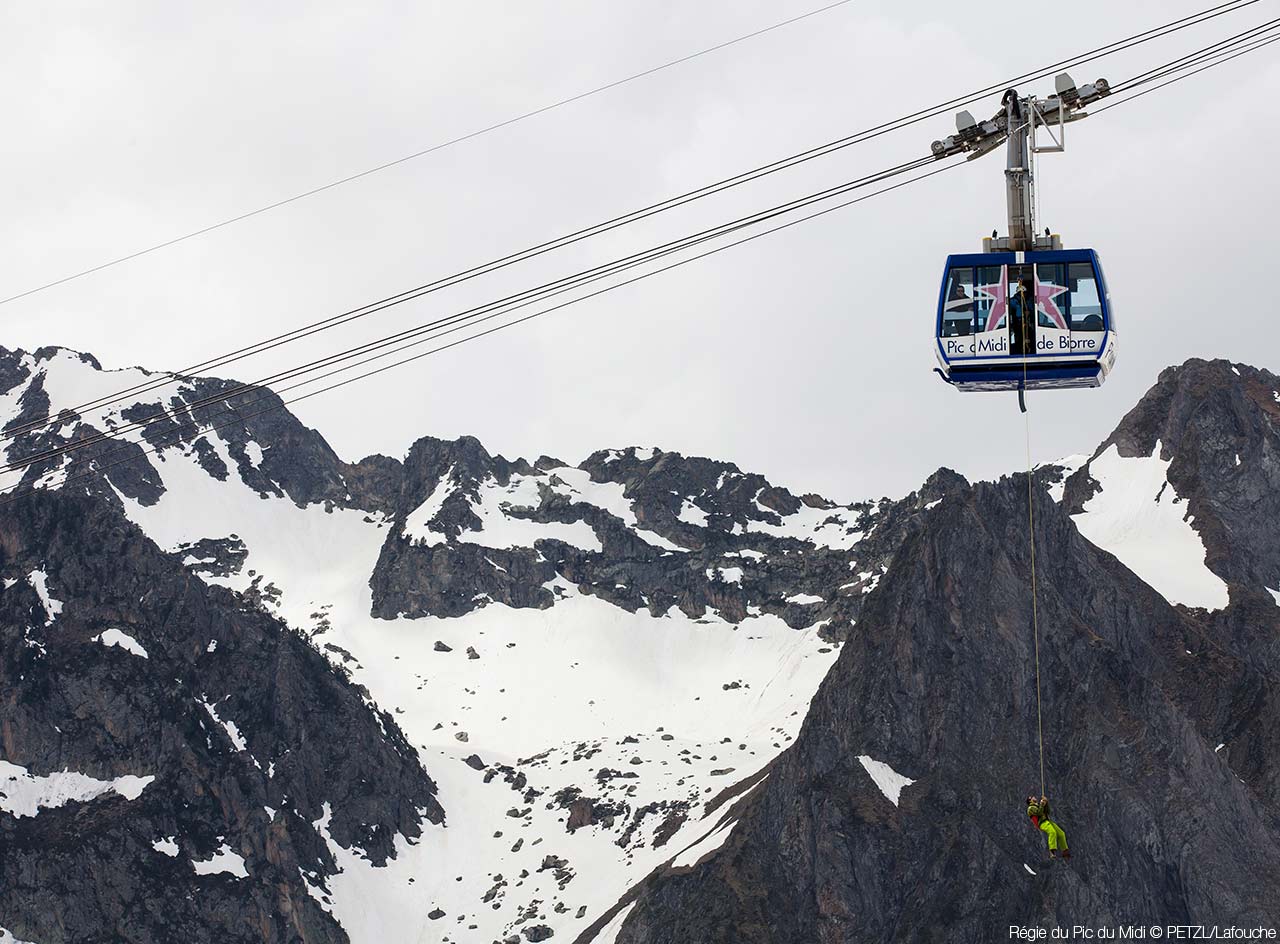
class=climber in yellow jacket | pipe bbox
[1026,794,1071,859]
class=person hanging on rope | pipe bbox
[1009,276,1037,356]
[1026,794,1071,859]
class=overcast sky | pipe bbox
[3,0,1278,500]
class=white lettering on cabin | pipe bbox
[944,334,1100,357]
[1058,336,1098,351]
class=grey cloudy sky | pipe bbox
[3,0,1278,500]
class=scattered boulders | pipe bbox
[481,876,507,903]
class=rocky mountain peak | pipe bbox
[591,466,1280,943]
[6,346,1280,944]
[1062,357,1280,608]
[1096,358,1280,462]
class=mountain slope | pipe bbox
[584,360,1280,943]
[0,488,441,943]
[1065,359,1280,657]
[5,346,1279,944]
[587,476,1280,943]
[2,345,954,943]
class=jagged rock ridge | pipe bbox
[4,348,1279,943]
[1,345,938,943]
[582,359,1280,943]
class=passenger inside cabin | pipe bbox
[944,280,973,336]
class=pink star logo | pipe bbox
[1035,279,1070,330]
[974,266,1008,332]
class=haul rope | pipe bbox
[1018,286,1048,798]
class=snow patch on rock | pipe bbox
[670,818,738,868]
[1071,444,1229,610]
[27,570,62,625]
[402,465,458,547]
[785,593,824,605]
[200,699,248,753]
[462,474,602,553]
[0,760,154,818]
[550,467,684,551]
[746,497,862,550]
[592,902,637,944]
[192,843,248,878]
[94,628,148,659]
[857,755,915,807]
[677,499,709,527]
[1045,454,1089,503]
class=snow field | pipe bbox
[103,432,841,943]
[1070,443,1229,610]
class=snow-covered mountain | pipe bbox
[0,346,959,943]
[2,347,1278,943]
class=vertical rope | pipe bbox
[1019,282,1048,798]
[1025,409,1047,798]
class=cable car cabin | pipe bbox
[934,249,1115,391]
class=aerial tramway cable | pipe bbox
[0,0,864,310]
[0,160,962,507]
[1095,30,1280,114]
[1107,14,1280,92]
[2,3,1276,504]
[0,157,939,479]
[2,0,1265,446]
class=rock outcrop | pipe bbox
[0,487,441,943]
[588,361,1280,943]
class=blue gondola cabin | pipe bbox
[934,248,1115,391]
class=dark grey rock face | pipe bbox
[1064,359,1280,605]
[586,366,1280,944]
[0,489,442,944]
[368,439,970,640]
[591,478,1280,943]
[1,346,955,647]
[7,343,1280,943]
[0,345,360,511]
